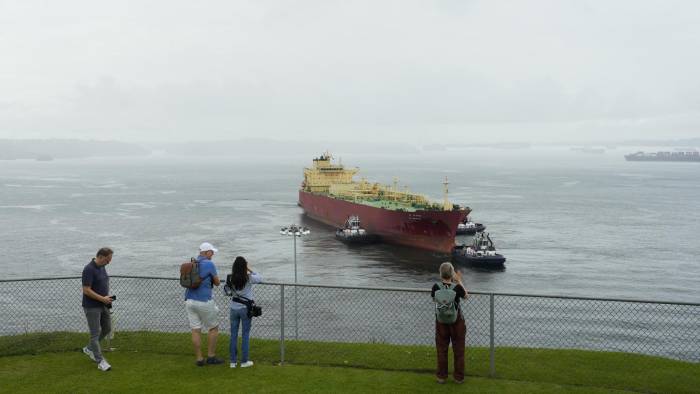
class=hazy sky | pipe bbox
[1,1,699,143]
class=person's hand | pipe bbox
[102,296,113,305]
[454,270,463,283]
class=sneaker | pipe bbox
[97,359,111,371]
[195,359,205,367]
[82,347,97,362]
[230,362,237,368]
[206,357,224,365]
[436,378,446,384]
[240,361,254,368]
[455,379,464,384]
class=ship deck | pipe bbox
[356,199,419,212]
[328,194,442,212]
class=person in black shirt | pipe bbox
[431,262,468,384]
[81,247,114,372]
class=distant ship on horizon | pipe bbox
[298,153,470,253]
[625,151,700,162]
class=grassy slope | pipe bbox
[1,332,698,393]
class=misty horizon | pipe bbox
[3,136,700,162]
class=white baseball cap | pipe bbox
[199,242,218,253]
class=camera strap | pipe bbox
[231,296,253,308]
[229,282,255,309]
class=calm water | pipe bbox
[1,148,699,302]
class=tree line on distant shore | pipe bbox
[0,139,148,160]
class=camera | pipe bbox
[248,305,262,318]
[106,295,116,309]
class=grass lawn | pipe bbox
[0,332,697,393]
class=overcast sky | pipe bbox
[1,1,699,143]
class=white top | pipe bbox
[229,272,263,310]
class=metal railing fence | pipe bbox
[0,276,698,373]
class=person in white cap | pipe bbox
[184,242,223,366]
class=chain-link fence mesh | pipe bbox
[493,294,699,361]
[1,276,698,369]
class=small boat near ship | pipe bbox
[452,232,506,268]
[456,217,486,235]
[335,216,380,244]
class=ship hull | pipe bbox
[299,191,468,253]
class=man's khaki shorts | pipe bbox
[185,299,220,330]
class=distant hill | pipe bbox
[0,139,149,160]
[154,139,419,157]
[0,138,419,160]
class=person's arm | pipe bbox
[459,284,468,299]
[210,263,220,286]
[249,271,263,284]
[82,286,112,305]
[453,271,467,299]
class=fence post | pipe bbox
[280,284,285,365]
[489,293,495,377]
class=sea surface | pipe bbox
[1,147,699,303]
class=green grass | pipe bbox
[1,332,698,393]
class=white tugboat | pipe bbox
[335,216,380,244]
[456,216,486,235]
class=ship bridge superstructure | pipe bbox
[302,152,462,212]
[303,153,358,194]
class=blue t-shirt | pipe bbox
[184,255,218,302]
[82,259,109,308]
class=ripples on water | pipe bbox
[1,148,698,303]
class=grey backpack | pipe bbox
[434,283,458,324]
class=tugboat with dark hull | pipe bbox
[335,216,380,244]
[456,216,486,235]
[452,232,506,268]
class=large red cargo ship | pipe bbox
[298,153,469,253]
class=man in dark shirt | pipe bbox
[81,247,114,372]
[431,262,468,384]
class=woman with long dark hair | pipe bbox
[226,256,262,368]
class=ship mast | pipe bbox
[393,177,398,201]
[443,176,453,211]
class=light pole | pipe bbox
[280,224,310,339]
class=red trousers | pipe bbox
[435,316,466,381]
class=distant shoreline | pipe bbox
[1,138,698,160]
